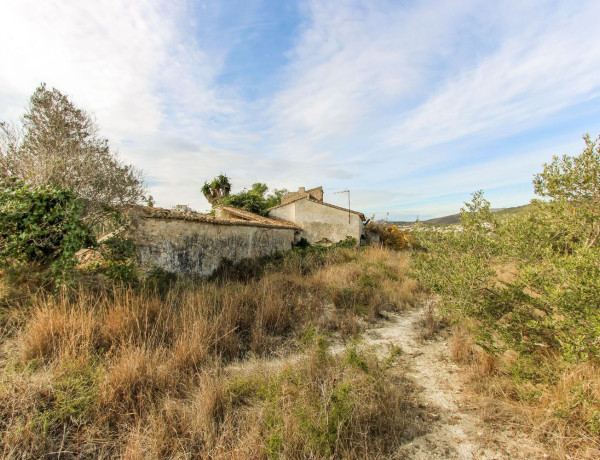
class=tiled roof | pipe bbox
[134,206,300,230]
[268,194,307,209]
[217,206,301,229]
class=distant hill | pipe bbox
[391,204,532,226]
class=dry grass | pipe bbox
[418,300,448,340]
[0,246,422,458]
[449,325,600,458]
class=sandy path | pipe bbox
[363,301,550,460]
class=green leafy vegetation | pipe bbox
[202,174,287,216]
[412,134,600,455]
[87,236,140,284]
[220,182,287,216]
[201,173,231,205]
[0,177,94,282]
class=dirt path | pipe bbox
[363,301,550,460]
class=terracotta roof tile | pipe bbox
[133,206,300,230]
[217,206,301,229]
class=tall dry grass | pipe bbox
[449,326,600,459]
[0,246,422,458]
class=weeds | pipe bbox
[448,325,600,458]
[0,245,420,458]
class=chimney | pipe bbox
[298,187,305,192]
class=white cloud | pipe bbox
[268,0,476,152]
[386,1,600,149]
[1,0,599,218]
[0,0,172,138]
[0,0,246,209]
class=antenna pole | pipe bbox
[334,189,351,224]
[348,192,350,224]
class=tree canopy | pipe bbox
[533,133,600,248]
[201,174,231,205]
[202,175,286,217]
[0,84,146,225]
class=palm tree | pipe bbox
[201,174,231,205]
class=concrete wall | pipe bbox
[270,201,295,224]
[129,216,295,277]
[271,199,364,245]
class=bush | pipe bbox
[0,177,94,281]
[411,135,600,456]
[87,236,140,285]
[366,222,414,250]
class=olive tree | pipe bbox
[413,134,600,361]
[533,133,600,249]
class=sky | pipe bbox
[1,0,600,220]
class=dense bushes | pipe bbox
[412,134,600,455]
[202,176,286,217]
[0,177,94,280]
[414,135,600,362]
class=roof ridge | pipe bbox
[134,205,300,230]
[217,205,302,229]
[268,195,307,210]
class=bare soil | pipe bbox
[363,301,550,459]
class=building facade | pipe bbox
[269,187,366,245]
[127,206,298,277]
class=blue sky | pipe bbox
[1,0,600,220]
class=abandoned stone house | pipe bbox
[126,186,366,277]
[269,186,366,245]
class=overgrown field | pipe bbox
[412,135,600,458]
[0,246,422,458]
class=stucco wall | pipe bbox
[130,216,295,277]
[269,202,295,224]
[272,199,363,244]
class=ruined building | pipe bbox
[126,186,365,277]
[269,186,365,245]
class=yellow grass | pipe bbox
[449,326,600,458]
[0,246,422,458]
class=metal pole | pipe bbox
[348,192,351,224]
[334,189,351,223]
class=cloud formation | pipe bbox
[1,0,599,218]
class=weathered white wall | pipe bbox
[271,199,363,244]
[130,216,295,277]
[269,202,295,224]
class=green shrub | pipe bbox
[86,236,140,285]
[0,177,94,281]
[413,135,600,362]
